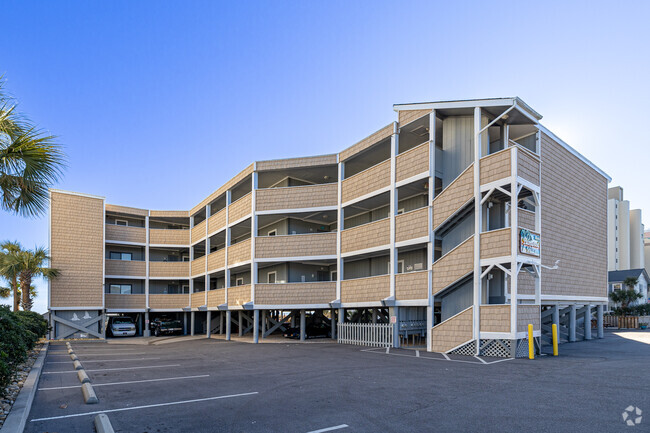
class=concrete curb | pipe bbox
[70,353,78,361]
[68,348,74,354]
[77,369,90,384]
[0,342,49,433]
[94,413,115,433]
[81,382,99,404]
[73,360,83,370]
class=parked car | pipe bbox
[150,317,183,337]
[109,317,136,337]
[283,322,331,339]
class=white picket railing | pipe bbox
[337,323,393,347]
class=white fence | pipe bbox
[337,323,393,348]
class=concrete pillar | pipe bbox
[389,306,399,348]
[143,311,150,337]
[569,305,577,342]
[226,311,231,341]
[300,309,306,341]
[597,304,604,339]
[190,311,196,336]
[338,308,344,324]
[584,305,592,340]
[330,309,336,339]
[206,311,212,338]
[183,312,188,335]
[238,311,243,337]
[261,310,266,339]
[372,309,377,324]
[220,311,224,335]
[253,310,259,343]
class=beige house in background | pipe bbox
[49,97,610,357]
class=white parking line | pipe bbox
[38,374,210,391]
[47,357,161,364]
[48,352,145,357]
[30,391,259,422]
[42,364,181,374]
[360,348,514,365]
[307,425,349,433]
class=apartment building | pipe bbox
[607,186,645,271]
[48,97,610,357]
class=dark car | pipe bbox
[150,317,183,337]
[283,322,331,339]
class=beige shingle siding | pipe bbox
[50,191,104,308]
[517,304,540,332]
[207,208,226,234]
[149,261,189,278]
[341,160,391,203]
[479,305,510,332]
[150,229,189,245]
[518,209,536,231]
[207,249,226,272]
[395,208,428,243]
[191,220,206,244]
[149,210,189,218]
[395,271,428,300]
[191,255,206,276]
[256,184,337,211]
[432,236,473,295]
[257,154,337,171]
[480,228,511,259]
[431,306,473,353]
[539,133,607,298]
[516,271,536,296]
[105,259,145,277]
[341,275,390,303]
[479,148,511,185]
[105,204,148,217]
[207,289,225,307]
[228,238,251,265]
[106,225,146,243]
[255,282,336,305]
[149,294,188,309]
[255,233,336,259]
[395,143,429,182]
[191,291,205,307]
[105,294,145,309]
[191,163,254,215]
[432,165,473,229]
[517,147,541,185]
[398,109,430,127]
[229,192,252,222]
[341,218,390,253]
[228,285,251,307]
[339,124,394,162]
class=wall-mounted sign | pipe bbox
[519,229,540,257]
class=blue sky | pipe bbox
[1,1,648,313]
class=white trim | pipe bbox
[479,331,514,339]
[540,295,608,303]
[148,244,190,249]
[227,214,251,228]
[340,301,384,308]
[254,303,333,310]
[105,240,147,247]
[395,171,429,189]
[341,186,392,209]
[395,236,429,249]
[49,306,104,311]
[105,309,147,313]
[255,205,337,216]
[255,255,337,263]
[394,300,428,307]
[49,188,105,200]
[515,330,541,339]
[340,244,390,258]
[105,275,147,280]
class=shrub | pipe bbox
[0,305,29,397]
[14,310,48,348]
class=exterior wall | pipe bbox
[228,285,251,307]
[479,305,510,332]
[191,220,206,244]
[105,294,145,309]
[517,147,541,185]
[207,289,226,307]
[105,259,146,277]
[149,261,189,278]
[340,124,393,162]
[341,218,390,253]
[256,184,337,211]
[396,143,429,182]
[105,204,148,217]
[518,209,536,231]
[479,148,511,185]
[229,193,252,222]
[629,209,645,269]
[341,275,390,303]
[255,282,336,305]
[432,165,473,229]
[149,294,188,309]
[191,255,206,276]
[517,305,541,332]
[395,208,428,243]
[398,109,430,126]
[257,154,337,171]
[150,229,189,245]
[191,163,254,215]
[480,228,511,259]
[255,233,336,258]
[539,133,608,298]
[191,291,205,307]
[106,225,146,243]
[395,271,428,300]
[50,191,104,308]
[431,306,473,353]
[432,237,473,295]
[228,238,252,265]
[149,210,189,218]
[207,249,226,271]
[341,160,391,203]
[208,208,227,234]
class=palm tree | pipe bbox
[0,240,22,311]
[11,247,58,311]
[609,276,642,316]
[0,77,65,217]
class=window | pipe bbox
[267,271,277,284]
[182,256,190,262]
[110,252,132,261]
[109,284,132,294]
[236,278,244,286]
[268,229,277,236]
[115,219,128,226]
[397,260,405,274]
[397,208,405,215]
[330,271,337,281]
[182,284,190,293]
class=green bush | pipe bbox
[14,310,48,347]
[0,305,29,397]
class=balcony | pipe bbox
[149,229,189,246]
[480,228,511,259]
[228,238,251,265]
[342,159,390,203]
[207,208,226,234]
[149,261,189,278]
[191,291,205,308]
[191,255,206,276]
[105,259,145,277]
[396,142,429,182]
[395,208,429,243]
[341,275,390,304]
[432,236,473,295]
[395,270,429,300]
[517,147,540,186]
[229,192,252,223]
[191,219,206,244]
[480,305,511,333]
[341,218,390,254]
[207,289,226,308]
[431,306,473,353]
[207,249,226,272]
[149,294,188,310]
[432,165,473,230]
[255,233,336,259]
[256,183,337,212]
[105,294,145,309]
[228,284,251,307]
[255,282,336,305]
[106,225,146,244]
[479,147,511,185]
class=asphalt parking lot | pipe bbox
[25,331,650,432]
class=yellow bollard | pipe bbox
[528,323,534,359]
[552,323,559,356]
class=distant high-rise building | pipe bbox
[608,186,645,271]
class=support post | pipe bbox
[261,310,266,339]
[206,311,212,338]
[253,310,259,344]
[220,311,224,335]
[584,305,592,340]
[389,306,399,348]
[226,310,231,341]
[300,309,306,341]
[569,305,577,342]
[372,309,377,324]
[190,311,195,336]
[238,311,243,337]
[597,304,604,339]
[183,312,187,335]
[144,311,150,337]
[331,309,336,339]
[338,308,344,324]
[552,305,560,341]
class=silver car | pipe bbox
[110,317,136,337]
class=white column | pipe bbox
[336,159,343,302]
[473,107,483,355]
[300,309,306,341]
[206,311,212,338]
[253,309,259,343]
[330,309,336,339]
[569,305,577,342]
[597,304,604,338]
[225,190,231,309]
[390,306,399,348]
[427,110,436,352]
[183,312,188,335]
[238,310,243,337]
[226,310,231,340]
[190,311,195,336]
[553,304,560,341]
[584,305,592,340]
[144,214,150,336]
[251,170,258,306]
[389,123,398,298]
[261,310,266,339]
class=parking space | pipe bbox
[26,331,650,432]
